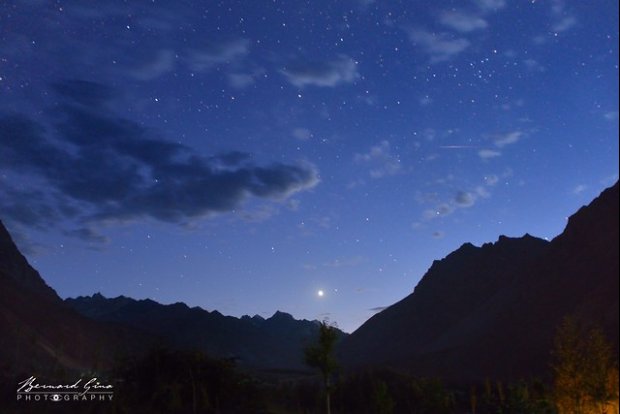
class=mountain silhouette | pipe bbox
[340,182,619,381]
[0,217,346,387]
[1,182,616,385]
[0,221,146,384]
[66,293,346,372]
[0,222,59,302]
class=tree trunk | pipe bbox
[325,375,331,414]
[326,391,331,414]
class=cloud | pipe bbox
[484,175,499,186]
[478,149,502,159]
[475,0,506,12]
[369,306,388,313]
[3,225,47,256]
[439,10,488,33]
[354,140,402,178]
[406,29,470,63]
[228,73,255,89]
[493,131,523,148]
[552,16,577,33]
[228,68,265,89]
[572,184,587,195]
[423,203,455,220]
[423,185,490,221]
[0,187,60,229]
[237,204,278,223]
[475,185,491,199]
[63,227,109,244]
[478,131,522,160]
[186,38,250,72]
[523,58,545,73]
[420,176,494,223]
[550,1,577,33]
[129,49,176,81]
[604,111,618,121]
[454,191,475,207]
[281,55,359,88]
[124,40,251,81]
[292,127,313,141]
[0,80,319,230]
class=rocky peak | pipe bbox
[0,220,59,301]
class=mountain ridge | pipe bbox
[1,182,617,384]
[0,221,150,384]
[66,292,346,371]
[0,220,60,302]
[340,182,619,381]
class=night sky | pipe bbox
[1,0,618,332]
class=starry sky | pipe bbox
[1,0,618,333]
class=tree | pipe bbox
[305,320,339,414]
[583,328,618,414]
[372,380,395,414]
[552,317,619,414]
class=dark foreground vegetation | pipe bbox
[0,348,557,414]
[2,316,617,414]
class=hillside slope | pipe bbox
[340,182,619,381]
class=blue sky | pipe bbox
[1,0,618,332]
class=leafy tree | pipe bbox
[304,320,339,414]
[584,329,619,414]
[373,380,395,414]
[552,317,619,414]
[112,347,264,413]
[409,378,455,414]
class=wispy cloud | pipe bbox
[63,227,110,244]
[406,29,470,63]
[550,0,578,33]
[484,175,499,186]
[478,131,523,160]
[478,149,502,159]
[292,127,313,141]
[127,40,251,81]
[228,73,254,89]
[552,16,577,33]
[454,191,476,207]
[129,49,176,81]
[493,131,523,148]
[281,55,359,88]
[439,10,488,33]
[186,38,250,72]
[572,184,587,195]
[228,68,265,89]
[423,203,454,220]
[523,58,545,73]
[475,0,506,12]
[423,185,491,222]
[354,140,402,178]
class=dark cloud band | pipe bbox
[0,80,319,233]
